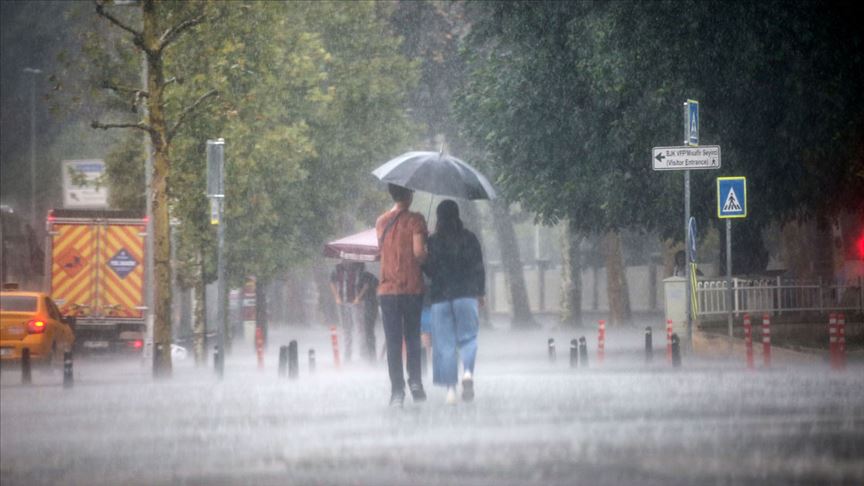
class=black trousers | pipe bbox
[379,294,423,393]
[363,304,378,363]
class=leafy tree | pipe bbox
[390,0,537,328]
[104,133,145,211]
[455,1,863,324]
[164,1,418,342]
[90,0,217,376]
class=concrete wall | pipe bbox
[489,264,664,315]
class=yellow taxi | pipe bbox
[1,286,75,365]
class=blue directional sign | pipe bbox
[717,177,747,218]
[686,99,699,146]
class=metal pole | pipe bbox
[207,138,225,376]
[726,219,733,337]
[684,169,692,349]
[23,67,42,227]
[216,197,225,378]
[29,74,36,225]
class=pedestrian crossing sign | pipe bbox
[717,177,747,218]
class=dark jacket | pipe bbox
[423,229,485,304]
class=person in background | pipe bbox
[354,263,379,364]
[330,260,361,363]
[423,200,485,404]
[376,183,428,407]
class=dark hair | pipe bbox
[434,199,463,237]
[388,183,413,202]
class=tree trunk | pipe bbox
[273,279,286,327]
[179,287,192,342]
[255,275,269,347]
[285,268,309,326]
[603,229,631,326]
[663,238,683,278]
[314,262,337,325]
[143,0,173,378]
[560,218,583,328]
[490,198,535,329]
[193,249,206,366]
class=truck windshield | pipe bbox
[0,295,37,312]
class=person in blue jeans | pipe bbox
[422,200,485,404]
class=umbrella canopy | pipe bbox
[323,228,379,262]
[372,151,496,200]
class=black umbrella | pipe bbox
[371,151,496,200]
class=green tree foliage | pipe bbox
[455,1,863,274]
[105,133,145,212]
[167,1,417,287]
[389,1,538,328]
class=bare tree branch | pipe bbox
[158,12,206,53]
[102,81,149,98]
[92,119,155,136]
[167,89,219,143]
[94,1,144,42]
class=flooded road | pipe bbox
[2,324,863,485]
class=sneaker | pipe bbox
[409,382,427,402]
[389,390,405,408]
[445,386,458,405]
[462,377,474,402]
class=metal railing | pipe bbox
[696,276,863,318]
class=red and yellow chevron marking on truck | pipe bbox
[48,209,147,352]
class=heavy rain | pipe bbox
[1,1,862,485]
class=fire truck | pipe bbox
[46,209,147,353]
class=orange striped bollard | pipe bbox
[666,319,673,364]
[330,325,341,368]
[597,320,606,364]
[761,314,771,368]
[743,313,754,370]
[255,327,264,369]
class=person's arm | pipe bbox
[329,278,342,305]
[413,217,428,264]
[421,237,436,278]
[354,279,368,304]
[467,232,485,304]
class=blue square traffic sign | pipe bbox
[717,177,747,218]
[686,100,699,146]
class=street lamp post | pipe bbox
[207,139,225,378]
[23,67,42,228]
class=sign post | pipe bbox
[688,217,699,322]
[654,101,720,349]
[684,100,700,349]
[652,146,721,171]
[684,100,698,350]
[717,176,747,338]
[61,160,109,208]
[207,138,226,377]
[685,99,699,147]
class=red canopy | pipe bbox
[323,228,379,261]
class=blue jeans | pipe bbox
[431,298,479,387]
